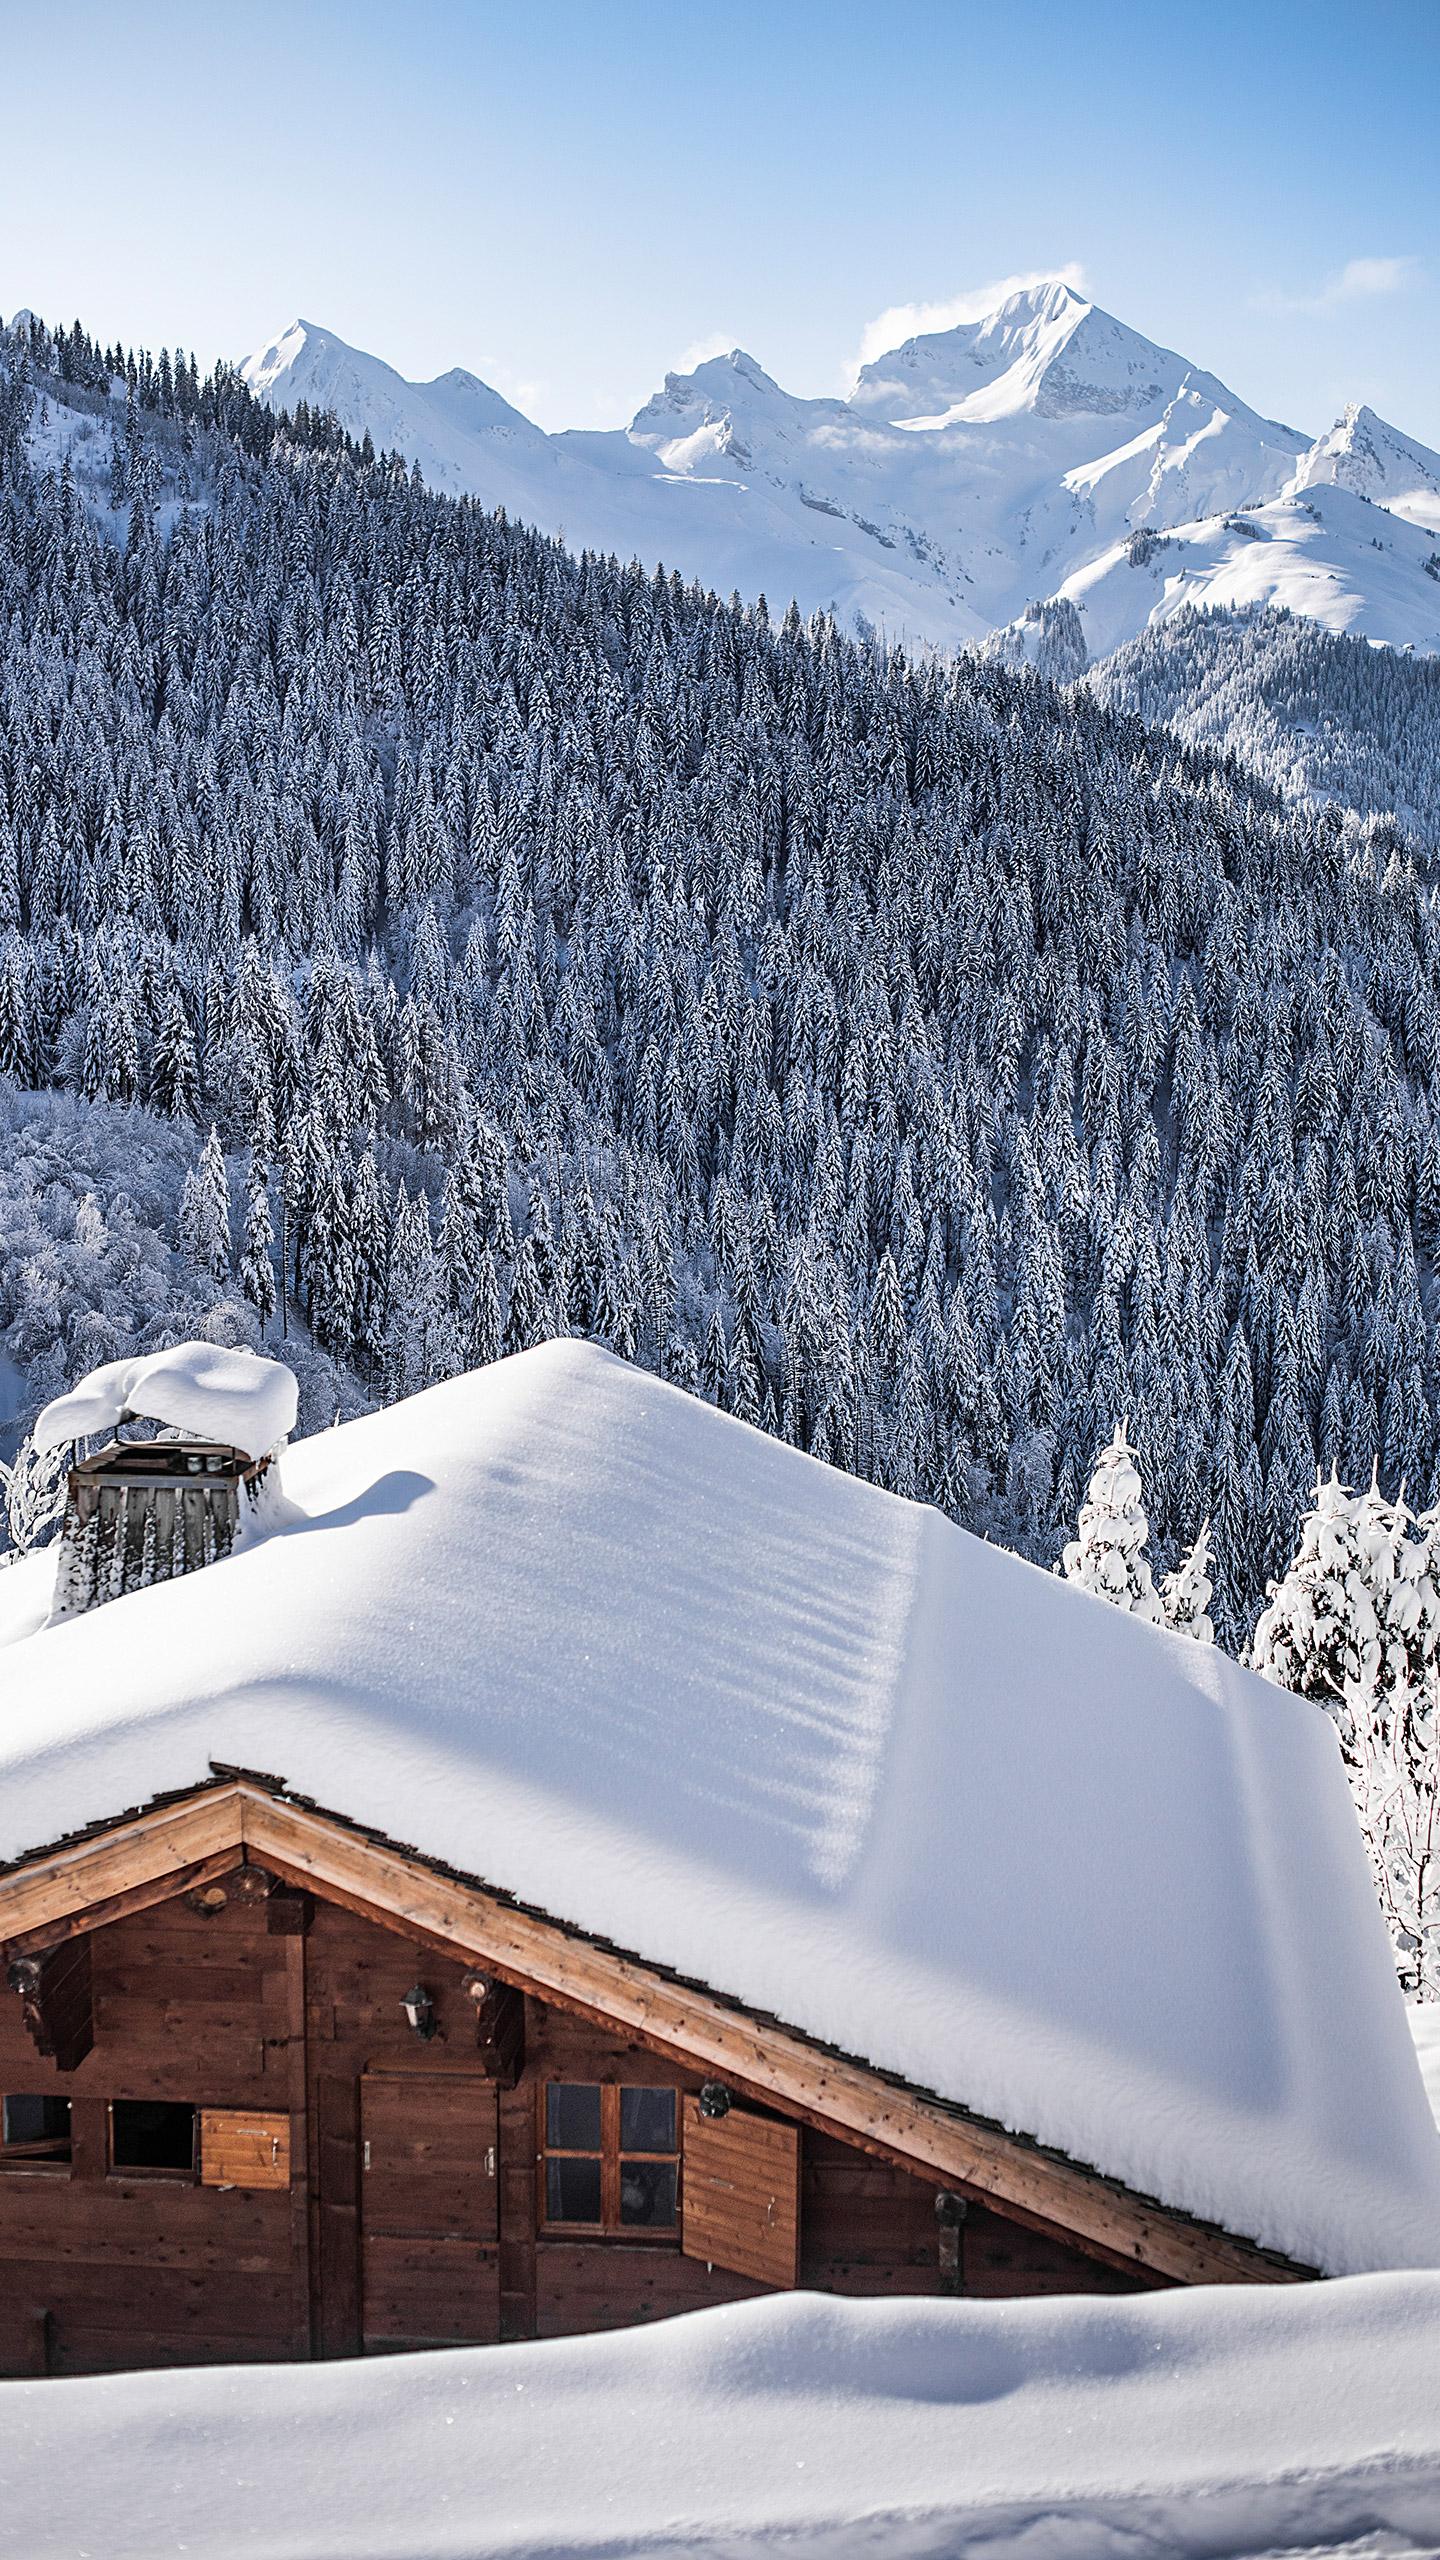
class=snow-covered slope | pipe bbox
[3,1340,1437,2275]
[5,2280,1440,2560]
[1411,2006,1440,2136]
[1056,483,1440,659]
[240,283,1439,659]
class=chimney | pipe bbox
[50,1435,276,1618]
[34,1344,300,1622]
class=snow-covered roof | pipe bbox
[2,1341,1437,2276]
[33,1342,298,1464]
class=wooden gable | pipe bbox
[0,1777,1313,2295]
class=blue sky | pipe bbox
[6,0,1438,442]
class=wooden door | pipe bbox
[681,2096,800,2288]
[360,2072,500,2351]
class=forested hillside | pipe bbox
[4,312,1440,1645]
[1092,602,1440,841]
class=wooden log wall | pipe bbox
[0,1880,1148,2379]
[0,1889,295,2375]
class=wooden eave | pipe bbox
[0,1770,1314,2289]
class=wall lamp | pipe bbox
[401,1984,437,2042]
[699,2080,732,2119]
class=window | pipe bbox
[110,2100,197,2176]
[541,2083,678,2235]
[0,2094,72,2166]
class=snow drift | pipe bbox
[3,2277,1439,2560]
[1,1341,1436,2275]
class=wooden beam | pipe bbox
[284,1930,313,2359]
[0,1797,243,1946]
[0,1782,1310,2288]
[266,1890,314,1938]
[3,1847,243,1958]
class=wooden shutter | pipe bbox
[199,2107,290,2190]
[681,2095,799,2288]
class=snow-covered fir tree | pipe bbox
[1160,1525,1215,1645]
[1060,1425,1165,1623]
[239,1146,277,1335]
[1251,1475,1381,1770]
[0,1427,68,1559]
[1255,1473,1440,1997]
[177,1126,232,1287]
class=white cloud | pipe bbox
[850,265,1088,380]
[1254,255,1425,316]
[672,332,738,375]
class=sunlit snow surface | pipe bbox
[2,1342,1437,2274]
[3,2279,1439,2560]
[33,1341,298,1462]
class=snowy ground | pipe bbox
[3,2279,1439,2560]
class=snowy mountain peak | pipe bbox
[627,347,853,476]
[1290,403,1440,533]
[240,317,312,398]
[631,347,797,426]
[854,288,1176,429]
[238,318,543,492]
[236,291,1440,660]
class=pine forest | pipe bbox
[3,308,1440,1681]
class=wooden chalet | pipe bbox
[0,1772,1305,2380]
[3,1340,1437,2378]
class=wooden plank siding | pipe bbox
[0,1889,293,2375]
[0,1870,1147,2377]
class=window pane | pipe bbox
[2,2094,71,2155]
[111,2100,196,2172]
[620,2087,676,2154]
[546,2154,602,2223]
[619,2159,678,2227]
[546,2083,602,2150]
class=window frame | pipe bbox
[537,2080,680,2242]
[0,2092,73,2173]
[107,2097,199,2181]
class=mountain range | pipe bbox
[241,281,1440,664]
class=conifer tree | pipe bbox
[239,1147,277,1335]
[1060,1424,1165,1623]
[0,1429,68,1558]
[1161,1524,1215,1644]
[1251,1474,1381,1776]
[177,1126,232,1285]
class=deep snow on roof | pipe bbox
[2,1340,1437,2275]
[33,1342,298,1463]
[6,2277,1439,2560]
